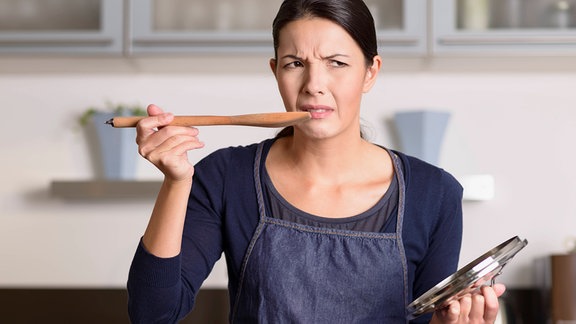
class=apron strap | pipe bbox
[253,141,267,222]
[389,150,409,308]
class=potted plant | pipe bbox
[80,102,146,180]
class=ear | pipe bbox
[269,58,278,77]
[362,55,382,93]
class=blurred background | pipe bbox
[1,0,575,322]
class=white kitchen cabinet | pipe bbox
[131,0,283,54]
[0,0,124,54]
[2,0,576,57]
[433,0,576,55]
[367,0,428,56]
[130,0,427,55]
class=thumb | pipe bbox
[492,283,506,297]
[137,104,173,133]
[147,104,165,116]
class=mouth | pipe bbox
[299,104,334,119]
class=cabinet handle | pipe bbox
[438,35,576,46]
[132,34,271,45]
[0,38,113,46]
[378,37,420,46]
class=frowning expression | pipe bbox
[270,17,380,140]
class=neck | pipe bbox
[281,132,369,184]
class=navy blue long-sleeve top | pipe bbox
[127,138,463,323]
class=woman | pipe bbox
[127,0,505,323]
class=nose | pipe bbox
[302,64,325,95]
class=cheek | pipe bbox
[334,75,365,103]
[276,79,298,108]
[277,76,300,99]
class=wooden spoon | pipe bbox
[106,112,311,128]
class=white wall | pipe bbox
[1,56,575,288]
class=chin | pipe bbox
[295,125,336,140]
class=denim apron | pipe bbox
[231,142,409,323]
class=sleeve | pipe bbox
[127,241,189,323]
[410,170,463,324]
[127,150,231,323]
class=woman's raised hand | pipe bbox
[136,104,204,182]
[431,284,506,324]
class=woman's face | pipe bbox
[271,17,381,140]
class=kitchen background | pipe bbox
[1,0,576,322]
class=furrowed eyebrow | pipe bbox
[324,54,350,60]
[280,54,303,61]
[279,54,350,61]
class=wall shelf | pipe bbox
[50,180,162,200]
[51,177,494,201]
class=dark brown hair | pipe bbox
[272,0,378,66]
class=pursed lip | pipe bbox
[299,104,334,119]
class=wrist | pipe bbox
[163,176,193,189]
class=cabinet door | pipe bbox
[131,0,427,55]
[131,0,282,54]
[433,0,576,54]
[0,0,123,54]
[368,0,428,56]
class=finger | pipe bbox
[159,138,204,162]
[138,112,174,132]
[146,135,204,177]
[137,104,172,136]
[138,127,200,158]
[442,301,461,323]
[492,283,506,297]
[481,286,501,321]
[469,292,486,320]
[458,294,472,321]
[135,113,175,145]
[156,134,204,157]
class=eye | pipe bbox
[329,60,348,67]
[283,61,304,69]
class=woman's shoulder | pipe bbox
[393,150,462,193]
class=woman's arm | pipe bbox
[142,177,193,257]
[136,104,205,257]
[127,104,206,323]
[425,171,504,323]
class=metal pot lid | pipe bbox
[407,236,528,320]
